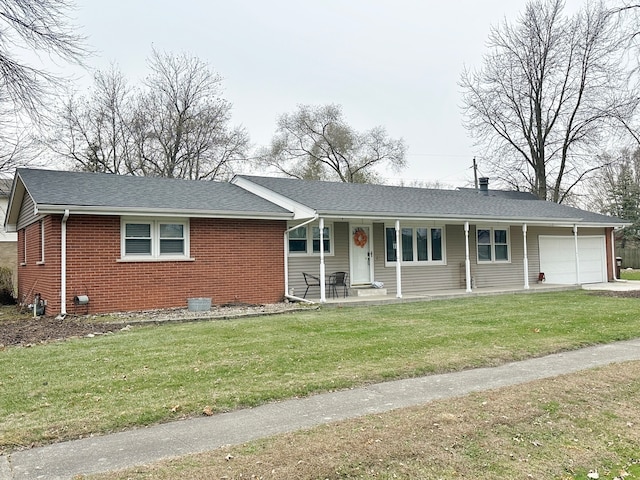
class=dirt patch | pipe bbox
[0,302,312,348]
[588,289,640,298]
[0,315,122,347]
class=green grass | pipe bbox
[89,361,640,480]
[620,268,640,280]
[2,290,640,452]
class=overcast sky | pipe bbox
[64,0,584,187]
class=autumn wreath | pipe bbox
[353,228,368,247]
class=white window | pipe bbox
[384,225,445,265]
[21,228,27,266]
[37,220,45,264]
[477,227,510,262]
[288,223,333,255]
[121,218,189,260]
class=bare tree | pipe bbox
[52,66,137,174]
[132,49,249,180]
[0,0,87,121]
[0,106,41,175]
[260,104,406,183]
[460,0,634,203]
[53,50,249,180]
[589,148,640,245]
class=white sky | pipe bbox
[62,0,584,187]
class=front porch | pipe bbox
[303,282,581,307]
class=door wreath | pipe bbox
[353,228,368,248]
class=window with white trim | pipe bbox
[384,225,445,265]
[477,227,510,262]
[121,218,189,260]
[20,228,26,265]
[38,220,45,264]
[288,223,333,255]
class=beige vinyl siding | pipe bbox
[287,221,608,299]
[287,222,350,298]
[16,193,38,231]
[374,224,608,295]
[473,225,525,288]
[373,224,467,296]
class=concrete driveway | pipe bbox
[582,280,640,291]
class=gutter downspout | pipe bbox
[395,220,402,298]
[611,228,618,281]
[284,215,318,303]
[59,209,70,317]
[319,217,326,303]
[573,224,581,285]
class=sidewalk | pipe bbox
[2,338,640,480]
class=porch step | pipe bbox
[352,287,388,297]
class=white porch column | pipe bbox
[395,220,402,298]
[464,221,472,293]
[319,217,326,302]
[522,223,529,290]
[573,224,581,285]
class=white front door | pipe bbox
[350,225,373,285]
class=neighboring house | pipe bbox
[4,168,628,315]
[0,178,18,296]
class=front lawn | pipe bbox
[620,268,640,281]
[2,290,640,452]
[90,360,640,480]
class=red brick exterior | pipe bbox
[605,226,614,281]
[18,215,286,315]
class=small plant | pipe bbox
[0,266,15,305]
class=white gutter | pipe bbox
[35,204,292,221]
[284,215,318,299]
[60,209,70,317]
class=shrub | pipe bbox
[0,266,16,305]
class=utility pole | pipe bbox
[472,157,478,189]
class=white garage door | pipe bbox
[538,236,607,284]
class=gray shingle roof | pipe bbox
[16,169,291,217]
[237,175,626,225]
[456,187,539,201]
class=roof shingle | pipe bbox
[16,169,291,217]
[236,175,625,225]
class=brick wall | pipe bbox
[18,215,286,315]
[17,217,61,310]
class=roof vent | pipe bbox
[479,177,489,195]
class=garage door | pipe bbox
[538,236,606,284]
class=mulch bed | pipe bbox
[0,316,122,348]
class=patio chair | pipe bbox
[328,271,349,298]
[302,272,321,298]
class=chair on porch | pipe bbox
[302,272,321,298]
[328,271,349,298]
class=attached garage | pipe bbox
[538,235,607,284]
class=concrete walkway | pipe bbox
[2,338,640,480]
